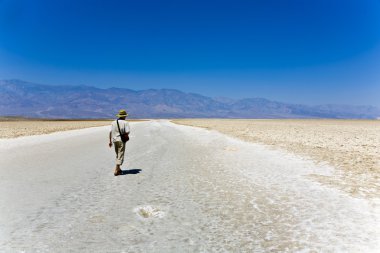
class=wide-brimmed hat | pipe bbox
[116,109,128,118]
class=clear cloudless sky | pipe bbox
[0,0,380,106]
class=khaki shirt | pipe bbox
[110,119,130,142]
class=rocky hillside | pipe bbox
[1,79,379,119]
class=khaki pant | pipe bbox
[114,141,126,165]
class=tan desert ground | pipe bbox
[0,118,145,139]
[0,118,111,138]
[173,119,380,198]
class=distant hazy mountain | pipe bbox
[1,79,379,119]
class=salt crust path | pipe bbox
[0,121,379,252]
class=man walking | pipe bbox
[109,109,130,176]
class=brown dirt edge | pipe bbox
[0,116,149,122]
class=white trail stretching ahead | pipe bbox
[0,121,379,252]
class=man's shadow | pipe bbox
[119,169,142,175]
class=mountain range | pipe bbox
[1,79,379,119]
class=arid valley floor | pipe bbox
[0,119,379,252]
[174,119,380,199]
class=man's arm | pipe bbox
[109,131,112,148]
[125,122,131,134]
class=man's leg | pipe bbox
[114,141,125,175]
[113,142,118,175]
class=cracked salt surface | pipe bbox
[134,205,166,219]
[0,120,379,252]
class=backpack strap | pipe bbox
[116,119,123,135]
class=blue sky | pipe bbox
[0,0,380,106]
